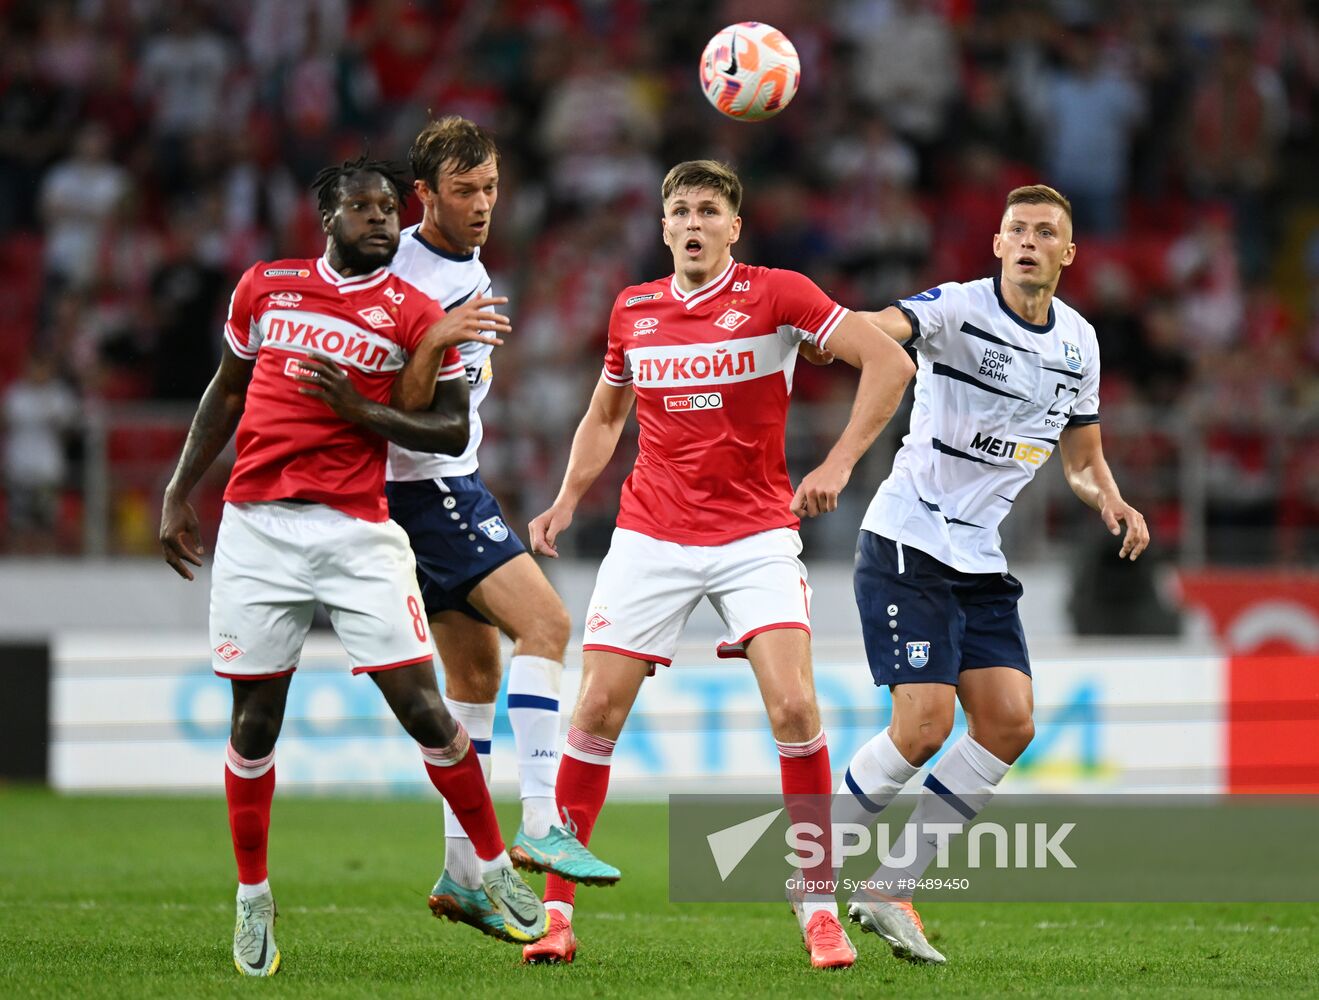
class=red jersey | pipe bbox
[222,256,464,521]
[602,260,848,545]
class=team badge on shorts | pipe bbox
[586,611,611,633]
[215,641,245,662]
[477,516,509,542]
[906,641,930,669]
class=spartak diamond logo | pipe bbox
[215,641,245,662]
[713,308,751,332]
[357,305,395,329]
[586,612,611,633]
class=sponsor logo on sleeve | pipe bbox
[906,641,930,669]
[625,291,664,307]
[903,287,941,301]
[713,308,751,332]
[664,392,724,412]
[264,268,311,278]
[357,305,396,330]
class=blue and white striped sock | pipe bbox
[507,655,564,838]
[441,699,494,889]
[874,735,1010,892]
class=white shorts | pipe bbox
[581,527,812,667]
[209,501,434,678]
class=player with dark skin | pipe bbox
[159,167,510,765]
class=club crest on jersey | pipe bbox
[477,516,508,542]
[714,308,751,332]
[268,291,303,306]
[215,641,245,662]
[625,292,663,307]
[357,305,396,330]
[264,268,310,278]
[1063,341,1082,372]
[586,611,611,633]
[906,641,930,669]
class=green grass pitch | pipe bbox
[1,788,1316,998]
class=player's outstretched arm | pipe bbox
[855,305,916,345]
[1059,423,1149,560]
[393,296,509,411]
[294,355,471,454]
[160,345,255,580]
[791,312,915,518]
[528,377,635,558]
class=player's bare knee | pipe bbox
[765,695,819,744]
[571,691,626,740]
[230,707,280,760]
[394,686,458,747]
[1002,715,1035,758]
[894,717,953,766]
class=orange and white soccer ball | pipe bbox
[699,22,800,122]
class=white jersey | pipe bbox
[385,225,495,480]
[862,277,1101,574]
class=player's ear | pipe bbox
[1061,241,1077,268]
[729,214,742,245]
[660,215,671,246]
[320,209,333,235]
[992,233,1004,259]
[414,178,433,206]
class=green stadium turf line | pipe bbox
[0,788,1316,998]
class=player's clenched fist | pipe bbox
[424,295,510,350]
[791,460,852,518]
[529,504,574,558]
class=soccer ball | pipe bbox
[699,22,800,122]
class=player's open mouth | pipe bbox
[685,239,703,256]
[364,234,393,246]
[1016,256,1037,269]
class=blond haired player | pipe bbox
[836,185,1149,963]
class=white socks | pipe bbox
[874,735,1010,891]
[835,728,919,831]
[507,655,564,838]
[441,699,494,889]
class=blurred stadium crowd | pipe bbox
[1,0,1316,562]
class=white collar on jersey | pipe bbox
[669,257,736,310]
[316,255,390,294]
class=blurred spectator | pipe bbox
[1023,25,1144,235]
[38,123,128,289]
[2,355,79,552]
[0,42,79,234]
[841,0,958,172]
[149,212,227,401]
[1186,30,1288,278]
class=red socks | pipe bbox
[778,731,833,888]
[545,727,615,907]
[225,742,276,885]
[421,726,506,861]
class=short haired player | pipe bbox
[159,158,548,976]
[385,118,618,941]
[521,160,916,969]
[834,185,1149,963]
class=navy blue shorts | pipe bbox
[853,530,1030,688]
[385,472,527,623]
